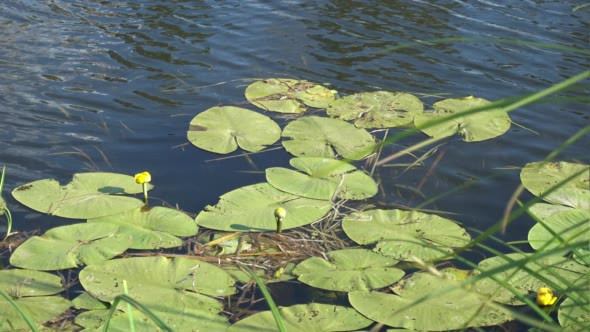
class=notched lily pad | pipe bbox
[195,183,331,232]
[12,172,150,219]
[88,206,198,249]
[327,91,423,128]
[0,269,64,297]
[414,96,511,142]
[10,223,130,270]
[342,209,471,261]
[228,303,372,332]
[266,157,377,200]
[527,208,589,252]
[187,106,281,154]
[293,249,404,292]
[281,116,376,160]
[520,161,590,209]
[349,271,514,331]
[245,78,336,113]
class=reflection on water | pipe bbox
[0,0,588,237]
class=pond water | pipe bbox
[1,1,588,243]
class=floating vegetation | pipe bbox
[187,106,281,154]
[2,75,589,331]
[281,116,375,159]
[327,91,423,128]
[11,172,151,219]
[245,78,336,113]
[414,96,511,142]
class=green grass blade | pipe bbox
[242,265,286,332]
[0,289,40,332]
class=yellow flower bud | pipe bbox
[536,287,557,306]
[134,171,151,184]
[274,207,286,219]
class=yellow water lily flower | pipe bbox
[536,287,557,306]
[274,207,286,234]
[134,171,151,184]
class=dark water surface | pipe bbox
[1,1,588,239]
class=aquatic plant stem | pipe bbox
[123,280,136,332]
[142,183,148,204]
[242,265,286,332]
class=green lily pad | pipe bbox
[74,309,122,329]
[11,172,150,219]
[573,248,590,266]
[559,297,590,331]
[528,203,574,220]
[0,269,64,297]
[88,206,198,249]
[414,96,511,142]
[293,249,404,292]
[520,161,590,209]
[327,91,423,128]
[349,271,514,331]
[195,183,331,232]
[0,296,72,331]
[528,208,589,251]
[281,116,375,160]
[473,253,589,305]
[245,78,336,113]
[266,157,377,200]
[227,303,372,332]
[80,256,235,331]
[72,291,108,310]
[9,223,130,270]
[187,106,281,154]
[342,209,471,261]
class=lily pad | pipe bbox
[227,303,373,332]
[187,106,281,154]
[528,208,589,251]
[266,157,377,200]
[349,271,514,331]
[528,203,574,220]
[72,291,108,310]
[0,296,72,331]
[281,116,375,160]
[80,256,235,331]
[559,297,590,331]
[195,183,331,232]
[9,223,130,270]
[414,96,511,142]
[245,78,336,113]
[520,161,590,209]
[473,253,589,305]
[0,269,64,297]
[293,249,404,292]
[327,91,423,128]
[342,209,471,261]
[11,172,150,219]
[88,206,198,249]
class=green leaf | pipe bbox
[88,206,198,249]
[281,116,375,160]
[266,157,377,200]
[293,249,404,292]
[80,256,235,331]
[72,292,108,310]
[195,183,331,232]
[187,106,281,154]
[414,96,511,142]
[559,297,590,331]
[473,253,589,305]
[0,269,64,297]
[342,209,471,261]
[227,303,372,332]
[9,223,130,270]
[520,161,590,209]
[327,91,423,128]
[0,296,71,331]
[349,271,513,331]
[12,172,150,219]
[245,78,336,113]
[527,208,590,251]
